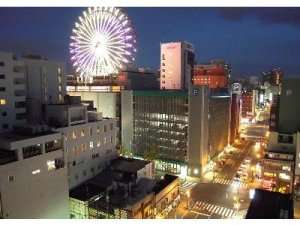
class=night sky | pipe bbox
[1,7,300,77]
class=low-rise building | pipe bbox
[45,96,118,189]
[69,157,179,219]
[0,128,69,218]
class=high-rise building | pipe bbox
[192,60,230,89]
[0,52,26,133]
[229,93,241,144]
[121,86,230,177]
[160,42,195,90]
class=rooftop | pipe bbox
[133,90,187,97]
[153,174,178,194]
[246,189,293,219]
[110,157,150,174]
[0,130,59,143]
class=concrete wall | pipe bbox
[188,86,209,176]
[0,139,69,218]
[121,90,133,152]
[58,119,117,189]
[0,52,26,133]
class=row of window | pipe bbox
[67,123,114,140]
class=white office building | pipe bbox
[45,98,118,189]
[0,128,69,218]
[160,41,195,90]
[0,52,26,133]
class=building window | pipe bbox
[2,124,8,129]
[91,167,95,173]
[0,74,5,79]
[1,111,7,116]
[72,161,76,166]
[32,169,41,175]
[97,126,100,133]
[110,123,114,130]
[8,175,14,182]
[75,174,79,180]
[110,136,113,143]
[0,99,6,105]
[23,144,42,159]
[72,131,77,139]
[0,87,5,92]
[89,127,92,136]
[278,135,293,144]
[90,141,94,149]
[0,62,5,67]
[97,140,101,147]
[83,170,87,176]
[104,137,107,144]
[81,129,85,137]
[47,160,56,171]
[104,125,107,132]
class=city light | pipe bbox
[70,7,137,80]
[249,189,255,199]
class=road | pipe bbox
[175,112,269,219]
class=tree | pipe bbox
[143,144,159,161]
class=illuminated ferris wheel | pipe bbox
[70,7,137,80]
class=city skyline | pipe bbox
[1,7,300,77]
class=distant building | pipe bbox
[0,128,69,218]
[121,87,230,177]
[45,96,118,189]
[160,41,195,90]
[241,90,256,118]
[192,60,230,89]
[0,52,26,132]
[229,93,241,144]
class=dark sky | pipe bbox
[1,7,300,77]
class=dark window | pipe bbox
[1,112,7,117]
[15,101,26,108]
[0,74,5,79]
[0,62,4,67]
[2,124,8,129]
[278,135,293,144]
[16,113,26,120]
[8,175,14,182]
[0,87,5,92]
[72,161,76,166]
[22,144,42,159]
[83,170,87,176]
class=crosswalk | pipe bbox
[180,181,197,193]
[212,178,248,188]
[193,201,237,218]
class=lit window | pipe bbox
[298,163,300,168]
[97,141,101,147]
[81,129,85,137]
[97,126,100,133]
[32,169,41,175]
[193,168,199,175]
[47,160,56,171]
[0,99,6,105]
[72,131,76,139]
[104,137,107,144]
[90,141,94,149]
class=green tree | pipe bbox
[143,144,159,161]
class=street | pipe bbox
[175,110,269,219]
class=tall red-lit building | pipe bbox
[192,60,230,89]
[241,90,255,118]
